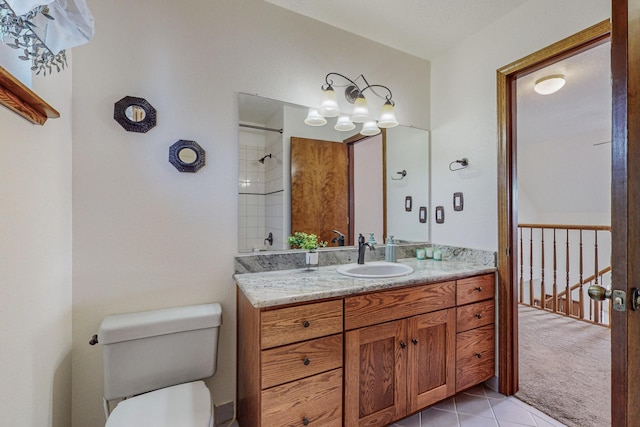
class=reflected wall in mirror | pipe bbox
[237,93,430,253]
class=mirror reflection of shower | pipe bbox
[238,100,285,253]
[258,153,272,164]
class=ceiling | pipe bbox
[265,0,529,60]
[256,1,611,150]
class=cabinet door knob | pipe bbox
[411,338,418,345]
[475,353,482,358]
[475,286,483,292]
[303,357,311,366]
[302,320,311,328]
[475,313,482,319]
[400,341,407,349]
[302,417,310,426]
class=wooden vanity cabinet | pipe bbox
[237,294,344,427]
[455,274,496,392]
[237,272,496,427]
[344,282,457,427]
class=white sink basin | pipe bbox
[336,261,414,279]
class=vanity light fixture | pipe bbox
[534,74,566,95]
[304,72,399,136]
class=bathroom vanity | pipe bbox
[235,259,496,427]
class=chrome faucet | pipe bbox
[357,233,374,264]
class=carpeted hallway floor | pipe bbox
[516,305,611,427]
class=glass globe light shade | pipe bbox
[351,95,370,123]
[334,114,356,131]
[534,74,566,95]
[304,108,327,126]
[318,86,340,117]
[377,100,399,128]
[360,120,381,136]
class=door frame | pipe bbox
[496,20,611,396]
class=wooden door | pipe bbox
[610,1,640,424]
[344,320,407,427]
[406,308,456,413]
[291,137,349,246]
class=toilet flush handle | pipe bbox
[89,334,99,345]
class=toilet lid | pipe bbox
[105,381,213,427]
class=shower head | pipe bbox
[258,154,272,164]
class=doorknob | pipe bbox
[587,285,611,301]
[588,285,626,311]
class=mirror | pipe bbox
[169,139,206,173]
[125,105,146,122]
[114,95,157,133]
[238,93,430,253]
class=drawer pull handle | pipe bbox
[475,313,482,319]
[400,341,407,349]
[302,320,311,328]
[302,417,310,426]
[411,338,418,345]
[475,286,483,292]
[475,353,482,358]
[303,357,311,366]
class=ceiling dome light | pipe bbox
[360,120,381,136]
[318,85,340,117]
[334,114,356,131]
[304,108,327,126]
[377,100,399,128]
[534,74,566,95]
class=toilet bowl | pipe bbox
[95,303,223,427]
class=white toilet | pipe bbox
[95,303,224,427]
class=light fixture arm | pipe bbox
[323,72,394,104]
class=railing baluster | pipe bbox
[519,227,524,304]
[553,229,557,314]
[541,228,545,311]
[579,230,584,320]
[593,231,600,324]
[529,227,534,306]
[565,229,570,316]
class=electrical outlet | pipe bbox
[214,401,235,425]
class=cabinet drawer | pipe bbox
[456,274,495,306]
[261,300,343,349]
[457,300,495,333]
[456,324,495,391]
[345,281,455,330]
[261,334,343,389]
[261,368,343,427]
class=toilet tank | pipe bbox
[98,303,222,401]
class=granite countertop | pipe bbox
[234,258,497,308]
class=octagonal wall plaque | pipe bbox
[169,140,206,173]
[114,96,157,133]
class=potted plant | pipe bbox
[288,231,327,267]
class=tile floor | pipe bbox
[389,384,566,427]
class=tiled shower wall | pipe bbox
[238,127,284,252]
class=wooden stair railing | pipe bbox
[518,224,612,327]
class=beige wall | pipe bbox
[0,61,73,425]
[430,0,610,251]
[70,1,430,426]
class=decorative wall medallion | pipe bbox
[114,96,157,133]
[169,140,206,173]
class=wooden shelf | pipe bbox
[0,65,59,125]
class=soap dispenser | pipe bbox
[385,235,397,263]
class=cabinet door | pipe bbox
[407,308,456,413]
[345,320,407,427]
